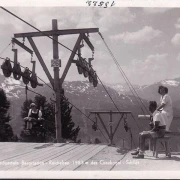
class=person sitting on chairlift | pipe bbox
[24,103,43,130]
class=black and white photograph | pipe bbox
[0,4,180,178]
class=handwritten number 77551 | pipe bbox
[86,1,115,8]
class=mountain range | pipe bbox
[1,74,180,150]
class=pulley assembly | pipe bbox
[30,61,38,88]
[1,57,12,78]
[76,57,83,75]
[22,67,31,85]
[75,37,98,87]
[1,39,42,89]
[12,49,21,80]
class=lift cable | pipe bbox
[0,7,79,56]
[0,7,148,117]
[0,54,109,142]
[68,101,109,143]
[0,7,139,144]
[98,32,150,115]
[26,85,109,143]
[0,42,11,56]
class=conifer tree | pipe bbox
[0,89,14,141]
[61,94,80,141]
[20,93,80,142]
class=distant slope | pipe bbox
[1,75,180,151]
[0,75,148,136]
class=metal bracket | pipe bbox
[51,59,61,67]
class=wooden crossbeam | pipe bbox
[97,114,110,139]
[90,111,131,114]
[12,38,33,54]
[82,33,94,51]
[112,113,125,138]
[27,37,54,88]
[60,34,82,86]
[165,131,180,136]
[91,111,132,146]
[14,28,99,38]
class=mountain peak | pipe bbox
[161,79,180,87]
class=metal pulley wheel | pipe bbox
[88,68,94,83]
[22,68,30,85]
[76,59,83,74]
[93,79,98,87]
[30,73,38,88]
[82,59,89,78]
[124,119,129,132]
[92,72,98,87]
[92,122,98,131]
[13,63,21,80]
[12,49,21,80]
[1,58,12,78]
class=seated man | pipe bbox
[24,103,43,130]
[132,101,166,159]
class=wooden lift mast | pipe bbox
[14,19,99,142]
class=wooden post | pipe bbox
[123,138,125,149]
[52,19,62,143]
[129,129,133,150]
[109,110,113,145]
[97,113,110,139]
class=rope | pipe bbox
[26,86,44,97]
[130,113,141,132]
[0,7,79,56]
[97,75,120,111]
[98,32,150,115]
[0,7,141,144]
[26,85,109,142]
[0,55,108,142]
[0,7,148,116]
[68,101,109,143]
[0,42,11,56]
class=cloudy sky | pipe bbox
[0,7,180,86]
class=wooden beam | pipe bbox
[27,37,54,88]
[165,131,180,136]
[14,28,99,38]
[12,38,33,54]
[83,33,94,51]
[109,111,113,145]
[91,111,132,114]
[97,113,110,139]
[60,35,82,86]
[112,114,124,138]
[72,60,77,64]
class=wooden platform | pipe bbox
[0,142,180,173]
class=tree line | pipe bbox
[0,88,80,142]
